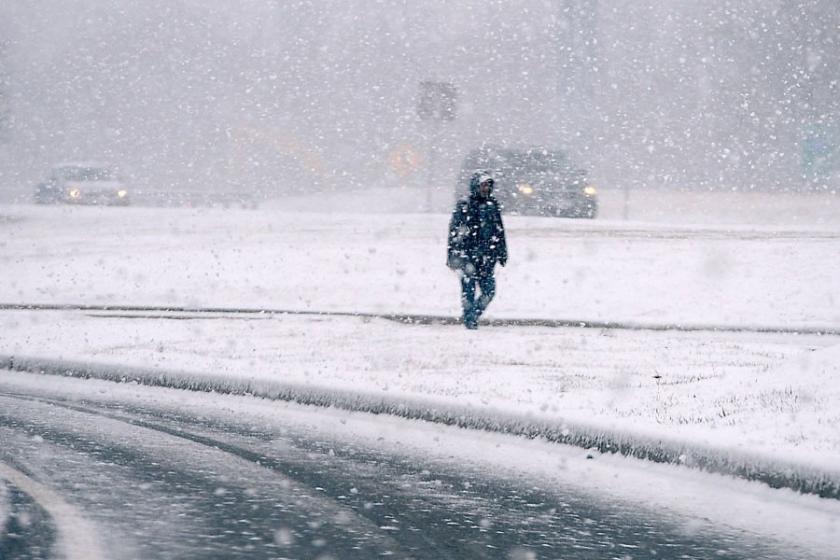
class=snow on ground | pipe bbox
[1,191,839,486]
[1,199,839,328]
[2,308,840,473]
[274,185,840,228]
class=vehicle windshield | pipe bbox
[56,167,116,181]
[464,148,576,183]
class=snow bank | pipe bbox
[4,353,840,500]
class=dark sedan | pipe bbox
[458,146,597,218]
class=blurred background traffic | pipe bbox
[1,1,839,214]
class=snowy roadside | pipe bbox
[2,200,839,498]
[3,309,840,498]
[2,204,840,329]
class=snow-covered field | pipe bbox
[3,192,840,328]
[1,189,840,491]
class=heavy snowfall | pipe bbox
[1,2,839,559]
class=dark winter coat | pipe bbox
[447,175,508,271]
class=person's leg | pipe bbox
[460,270,478,328]
[474,268,496,320]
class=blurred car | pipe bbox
[458,146,597,218]
[34,163,130,206]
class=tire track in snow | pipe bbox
[0,462,105,560]
[0,391,449,560]
[1,302,838,336]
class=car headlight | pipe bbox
[117,190,128,198]
[517,183,534,195]
[583,185,597,196]
[68,188,81,199]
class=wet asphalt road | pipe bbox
[0,383,803,560]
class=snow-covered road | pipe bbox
[2,371,838,559]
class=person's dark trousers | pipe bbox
[460,263,496,329]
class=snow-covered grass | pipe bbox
[1,201,839,329]
[1,195,839,495]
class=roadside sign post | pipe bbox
[623,183,631,220]
[417,81,457,211]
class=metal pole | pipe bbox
[426,120,439,212]
[623,183,631,220]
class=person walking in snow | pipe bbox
[447,171,508,329]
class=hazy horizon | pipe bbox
[2,1,838,200]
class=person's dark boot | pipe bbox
[463,309,478,330]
